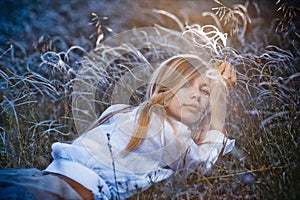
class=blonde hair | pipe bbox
[124,54,211,152]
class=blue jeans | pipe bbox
[0,168,82,200]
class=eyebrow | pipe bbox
[199,84,210,92]
[199,83,208,87]
[199,83,209,88]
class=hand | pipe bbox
[208,61,235,133]
[217,61,237,86]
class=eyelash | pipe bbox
[201,89,210,96]
[182,83,210,96]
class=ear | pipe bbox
[163,93,173,107]
[164,98,170,107]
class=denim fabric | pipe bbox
[0,168,82,200]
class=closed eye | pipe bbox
[200,87,210,96]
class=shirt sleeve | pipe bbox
[184,130,235,175]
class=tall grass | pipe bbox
[0,0,299,199]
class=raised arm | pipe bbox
[192,61,236,145]
[209,61,236,132]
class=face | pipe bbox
[166,74,210,127]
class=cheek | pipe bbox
[166,96,179,110]
[166,91,185,107]
[201,96,210,108]
[166,95,183,120]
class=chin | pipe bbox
[181,118,200,127]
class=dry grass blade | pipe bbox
[0,0,299,199]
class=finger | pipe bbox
[218,62,226,74]
[223,62,232,79]
[230,67,237,84]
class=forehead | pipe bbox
[188,72,210,86]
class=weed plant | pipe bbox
[0,0,299,199]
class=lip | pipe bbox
[184,104,200,111]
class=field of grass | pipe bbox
[0,0,299,199]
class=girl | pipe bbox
[0,54,236,200]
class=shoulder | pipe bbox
[100,104,132,117]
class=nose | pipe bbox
[190,90,201,102]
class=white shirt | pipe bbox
[45,104,235,200]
